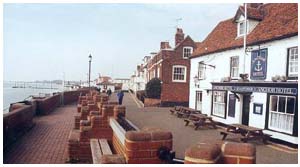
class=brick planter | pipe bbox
[184,141,256,164]
[124,128,172,164]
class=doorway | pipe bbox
[242,95,251,125]
[195,91,202,112]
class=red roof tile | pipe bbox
[192,3,298,58]
[237,5,264,21]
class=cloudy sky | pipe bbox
[3,3,239,82]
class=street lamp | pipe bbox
[88,54,92,90]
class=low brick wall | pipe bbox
[63,89,90,105]
[68,93,174,164]
[124,129,173,164]
[68,103,120,163]
[184,141,256,164]
[35,94,61,115]
[144,98,161,107]
[4,89,92,154]
[3,104,35,150]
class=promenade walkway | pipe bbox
[3,92,297,164]
[4,104,76,164]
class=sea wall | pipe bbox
[3,88,90,151]
[3,104,35,150]
[35,94,61,115]
[63,89,90,104]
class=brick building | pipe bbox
[147,28,198,106]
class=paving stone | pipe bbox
[4,104,76,164]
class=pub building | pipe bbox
[189,3,298,144]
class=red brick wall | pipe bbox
[124,130,173,164]
[159,38,196,106]
[63,89,90,104]
[3,104,35,150]
[184,142,256,164]
[35,94,61,115]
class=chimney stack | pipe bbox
[160,41,171,50]
[175,28,185,46]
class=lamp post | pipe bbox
[88,54,92,90]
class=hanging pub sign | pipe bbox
[250,48,268,80]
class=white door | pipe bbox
[195,91,202,112]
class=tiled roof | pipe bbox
[191,3,298,58]
[237,5,264,21]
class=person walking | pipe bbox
[107,88,112,96]
[117,90,124,105]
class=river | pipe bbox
[3,81,64,114]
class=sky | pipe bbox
[3,3,239,82]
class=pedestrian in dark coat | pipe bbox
[117,91,124,105]
[107,88,112,96]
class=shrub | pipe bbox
[145,78,161,99]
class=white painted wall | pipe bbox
[189,36,298,144]
[248,93,267,129]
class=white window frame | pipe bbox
[172,65,187,82]
[237,20,249,37]
[230,56,239,79]
[287,47,298,77]
[212,91,227,118]
[198,62,206,80]
[268,95,296,134]
[183,47,193,59]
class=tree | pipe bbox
[145,78,161,99]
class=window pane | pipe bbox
[278,97,286,113]
[288,48,298,76]
[270,96,278,111]
[230,57,239,77]
[239,22,245,35]
[286,97,295,114]
[173,67,185,81]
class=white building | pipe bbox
[129,56,151,93]
[96,76,115,92]
[113,78,130,91]
[189,4,298,144]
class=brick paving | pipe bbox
[4,104,76,164]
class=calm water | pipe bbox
[3,81,64,113]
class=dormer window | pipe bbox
[183,47,193,59]
[237,20,249,37]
